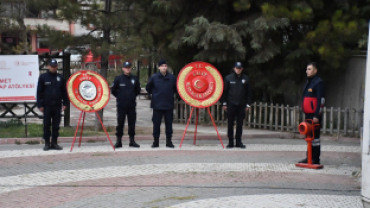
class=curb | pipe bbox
[0,132,360,145]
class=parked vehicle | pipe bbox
[56,47,85,68]
[83,50,124,70]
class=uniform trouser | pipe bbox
[43,105,62,142]
[116,107,136,138]
[227,105,246,143]
[152,109,173,139]
[305,113,321,161]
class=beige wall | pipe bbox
[325,56,366,110]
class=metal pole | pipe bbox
[137,60,140,80]
[24,103,27,138]
[63,53,71,127]
[362,20,370,208]
[179,107,195,148]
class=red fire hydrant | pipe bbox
[295,119,324,169]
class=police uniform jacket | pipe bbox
[37,71,68,108]
[146,72,177,110]
[111,74,141,108]
[301,75,325,118]
[221,72,252,107]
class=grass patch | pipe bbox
[15,140,21,145]
[87,139,96,143]
[0,123,116,138]
[91,153,110,156]
[146,195,197,204]
[25,140,40,145]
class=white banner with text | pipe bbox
[0,55,39,102]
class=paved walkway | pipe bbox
[0,137,362,208]
[0,99,364,207]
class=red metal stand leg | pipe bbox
[179,107,195,148]
[95,112,115,151]
[207,107,224,148]
[70,111,83,152]
[194,108,199,145]
[307,141,312,164]
[78,112,86,147]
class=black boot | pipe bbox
[312,145,321,165]
[235,138,246,149]
[298,158,308,163]
[298,152,308,163]
[166,137,175,148]
[43,138,50,151]
[50,137,63,150]
[114,136,122,148]
[129,136,140,148]
[226,138,234,148]
[152,137,159,148]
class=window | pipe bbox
[37,36,49,49]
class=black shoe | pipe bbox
[114,137,122,148]
[235,143,246,149]
[50,143,63,150]
[166,142,175,148]
[43,145,50,151]
[114,142,122,148]
[227,138,234,148]
[166,137,175,148]
[298,158,308,164]
[226,143,234,148]
[312,159,320,165]
[152,137,159,148]
[129,137,140,148]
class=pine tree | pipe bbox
[36,0,155,129]
[32,0,369,105]
[150,0,369,102]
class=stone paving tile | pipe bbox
[0,144,360,159]
[0,134,361,207]
[0,151,360,177]
[53,186,360,208]
[0,163,360,194]
[0,172,359,208]
[0,138,360,151]
[171,194,362,208]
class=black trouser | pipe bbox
[227,105,246,143]
[305,113,321,161]
[152,109,173,138]
[116,107,136,138]
[43,105,62,142]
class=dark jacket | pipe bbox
[111,74,141,108]
[221,72,252,106]
[302,75,325,118]
[146,71,177,110]
[36,71,69,108]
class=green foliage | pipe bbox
[22,0,369,104]
[155,0,368,102]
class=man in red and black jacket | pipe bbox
[299,62,325,165]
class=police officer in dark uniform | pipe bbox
[146,59,177,148]
[37,59,69,151]
[111,61,141,148]
[299,62,325,164]
[221,62,252,149]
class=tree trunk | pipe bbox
[95,0,111,132]
[16,1,28,54]
[19,23,28,53]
